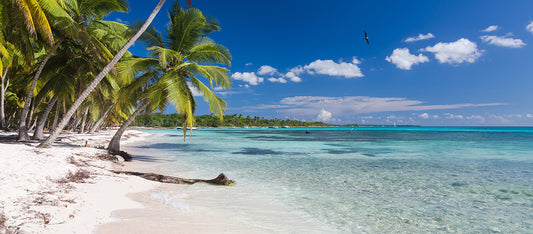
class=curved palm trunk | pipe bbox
[108,101,149,154]
[50,100,61,131]
[78,107,89,133]
[18,39,63,140]
[89,104,113,133]
[38,0,166,148]
[33,96,58,140]
[1,67,8,130]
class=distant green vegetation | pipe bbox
[132,113,335,128]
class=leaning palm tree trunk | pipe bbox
[89,105,113,133]
[1,67,9,130]
[78,107,89,133]
[108,101,149,154]
[33,96,58,140]
[38,0,166,148]
[18,40,63,140]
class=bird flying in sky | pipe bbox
[364,31,369,45]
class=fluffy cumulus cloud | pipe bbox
[418,113,438,119]
[467,115,486,123]
[257,65,279,76]
[284,72,302,82]
[527,114,533,118]
[527,21,533,34]
[231,72,264,85]
[303,58,363,78]
[233,57,364,86]
[386,48,429,70]
[403,33,435,42]
[422,38,482,64]
[316,109,333,122]
[482,25,499,32]
[481,35,526,48]
[268,77,287,83]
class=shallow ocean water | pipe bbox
[128,127,533,233]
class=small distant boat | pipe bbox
[281,126,290,128]
[268,125,279,129]
[177,126,198,130]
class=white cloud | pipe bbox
[467,115,486,123]
[257,65,279,76]
[527,114,533,118]
[445,113,464,119]
[316,109,333,122]
[419,113,429,119]
[115,18,129,24]
[386,48,429,70]
[481,35,526,48]
[255,96,505,118]
[289,66,305,75]
[187,82,202,96]
[303,59,363,78]
[527,21,533,34]
[245,62,253,66]
[232,72,264,85]
[422,38,482,64]
[489,115,511,123]
[505,114,523,118]
[268,77,287,83]
[284,72,302,82]
[361,115,373,119]
[481,25,499,32]
[403,33,435,42]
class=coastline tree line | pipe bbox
[0,0,232,153]
[132,113,334,128]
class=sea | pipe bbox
[122,126,533,233]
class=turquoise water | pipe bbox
[130,127,533,232]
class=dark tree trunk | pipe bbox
[50,101,61,131]
[33,96,58,140]
[89,105,113,133]
[1,66,9,130]
[78,107,89,133]
[108,101,149,154]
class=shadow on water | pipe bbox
[233,147,284,155]
[134,142,218,153]
[130,154,174,163]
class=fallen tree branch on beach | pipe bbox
[112,171,236,186]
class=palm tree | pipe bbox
[38,0,167,148]
[107,2,231,154]
[17,0,130,140]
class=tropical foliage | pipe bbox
[133,113,334,128]
[0,0,235,152]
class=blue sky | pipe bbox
[110,0,533,126]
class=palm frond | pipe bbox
[190,76,226,119]
[188,63,231,90]
[130,21,164,48]
[187,42,231,66]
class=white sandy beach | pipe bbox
[0,130,157,233]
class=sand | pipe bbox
[0,130,157,233]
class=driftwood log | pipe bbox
[112,171,236,186]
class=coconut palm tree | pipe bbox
[17,0,130,140]
[38,0,167,148]
[107,2,231,154]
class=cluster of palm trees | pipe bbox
[0,0,231,153]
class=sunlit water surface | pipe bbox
[127,127,533,233]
